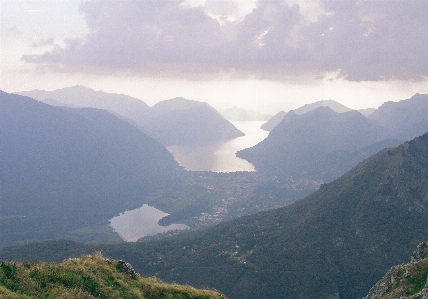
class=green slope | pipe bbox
[0,252,225,299]
[363,242,428,299]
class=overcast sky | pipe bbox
[2,0,428,113]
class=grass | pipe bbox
[369,257,428,299]
[0,251,225,299]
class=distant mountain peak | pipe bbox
[152,97,208,111]
[62,85,95,91]
[294,99,352,115]
[261,99,353,131]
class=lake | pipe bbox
[167,121,269,172]
[109,121,268,242]
[109,204,189,242]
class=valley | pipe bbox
[2,89,428,299]
[3,2,428,298]
[167,120,269,172]
[4,131,428,299]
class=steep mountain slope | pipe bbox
[5,133,428,299]
[144,97,244,146]
[363,242,428,299]
[0,91,181,246]
[261,99,352,131]
[369,93,428,140]
[239,107,391,181]
[0,252,225,299]
[359,107,376,116]
[260,110,286,131]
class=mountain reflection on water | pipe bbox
[109,204,189,242]
[167,121,269,172]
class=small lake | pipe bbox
[109,204,189,242]
[167,121,269,172]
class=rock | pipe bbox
[411,242,428,263]
[116,260,139,278]
[422,275,428,299]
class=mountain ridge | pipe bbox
[261,99,353,131]
[0,91,181,246]
[17,86,244,146]
[238,106,390,181]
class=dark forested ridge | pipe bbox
[4,132,428,299]
[0,91,182,246]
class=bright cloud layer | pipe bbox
[21,0,428,82]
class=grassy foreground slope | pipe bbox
[0,252,224,299]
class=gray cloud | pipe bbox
[32,37,55,48]
[22,0,428,81]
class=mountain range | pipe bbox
[261,99,354,131]
[368,93,428,140]
[4,132,428,299]
[17,86,243,146]
[0,91,181,246]
[238,106,396,181]
[239,94,428,182]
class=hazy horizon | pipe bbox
[2,0,428,114]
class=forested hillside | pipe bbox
[0,91,181,246]
[4,132,428,299]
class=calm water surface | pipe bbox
[109,204,189,242]
[167,121,269,172]
[109,122,268,242]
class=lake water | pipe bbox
[167,121,269,172]
[109,204,189,242]
[109,121,268,242]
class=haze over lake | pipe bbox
[167,121,269,172]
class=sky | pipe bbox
[1,0,428,114]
